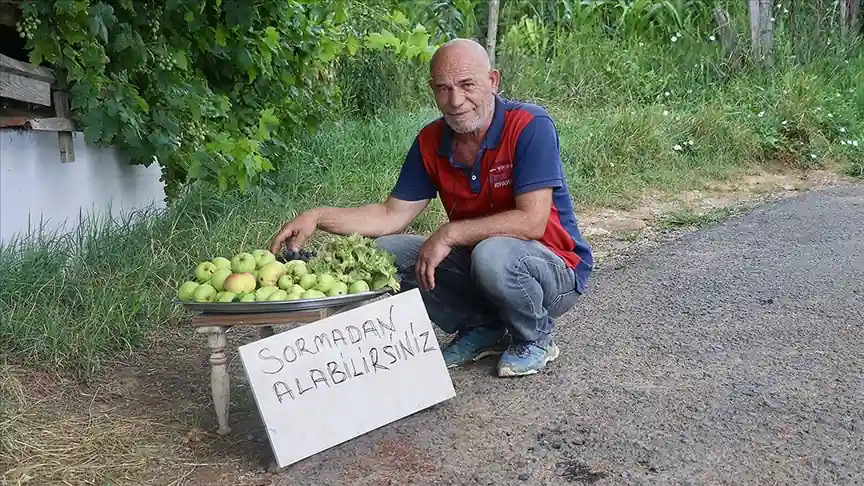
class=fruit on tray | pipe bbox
[175,234,400,303]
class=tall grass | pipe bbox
[1,2,862,379]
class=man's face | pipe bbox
[429,56,499,134]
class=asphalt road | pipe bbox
[269,185,864,485]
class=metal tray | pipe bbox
[174,287,393,314]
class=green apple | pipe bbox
[212,257,232,270]
[209,268,233,291]
[349,280,370,294]
[223,272,256,294]
[371,275,391,290]
[301,289,326,299]
[237,292,256,302]
[327,281,348,297]
[192,283,217,302]
[255,286,279,301]
[215,291,236,302]
[288,260,308,278]
[231,252,256,273]
[266,289,289,301]
[252,249,276,269]
[298,273,317,290]
[195,261,218,283]
[257,261,286,287]
[314,273,336,293]
[178,281,200,301]
[277,274,294,290]
[290,284,305,295]
[286,291,302,300]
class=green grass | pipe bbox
[656,206,741,230]
[2,25,862,380]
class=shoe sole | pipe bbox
[445,348,505,369]
[497,343,560,377]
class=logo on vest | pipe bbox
[488,163,513,189]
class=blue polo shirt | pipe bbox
[391,95,594,294]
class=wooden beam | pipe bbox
[0,53,55,84]
[52,90,75,163]
[25,116,75,131]
[0,71,52,105]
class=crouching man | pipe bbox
[270,38,593,377]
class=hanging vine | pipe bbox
[15,0,435,200]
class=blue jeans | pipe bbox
[374,234,582,343]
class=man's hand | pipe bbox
[269,211,319,254]
[415,228,454,291]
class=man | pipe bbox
[269,38,593,377]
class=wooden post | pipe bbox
[485,0,500,67]
[840,0,861,39]
[748,0,775,69]
[52,90,75,163]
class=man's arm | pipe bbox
[441,114,563,247]
[270,136,436,253]
[312,196,430,237]
[441,189,552,246]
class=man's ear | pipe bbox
[489,69,500,92]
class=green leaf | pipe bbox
[214,27,228,47]
[263,26,280,51]
[184,11,194,22]
[172,50,188,70]
[389,10,409,25]
[334,1,348,23]
[134,95,149,113]
[365,30,401,51]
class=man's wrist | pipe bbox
[306,208,323,226]
[438,221,461,246]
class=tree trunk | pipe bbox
[840,0,861,39]
[485,0,500,67]
[748,0,774,68]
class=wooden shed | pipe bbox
[0,1,167,246]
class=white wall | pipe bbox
[0,129,167,246]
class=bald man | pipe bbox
[270,39,594,377]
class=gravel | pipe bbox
[270,185,864,485]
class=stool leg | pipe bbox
[197,325,231,435]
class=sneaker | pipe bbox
[441,326,508,369]
[497,338,560,377]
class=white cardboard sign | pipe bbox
[238,288,456,468]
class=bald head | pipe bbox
[428,38,500,135]
[430,38,491,77]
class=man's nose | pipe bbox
[448,88,465,108]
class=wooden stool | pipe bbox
[190,300,375,435]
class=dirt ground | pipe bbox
[0,165,854,486]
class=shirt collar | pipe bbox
[437,94,506,157]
